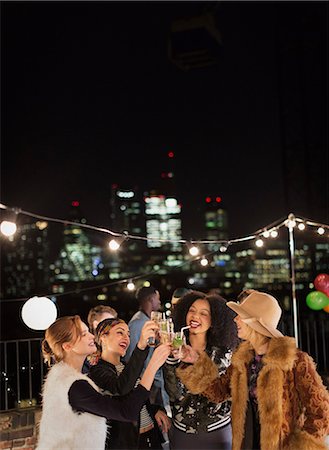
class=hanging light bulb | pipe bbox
[262,230,270,238]
[297,222,306,231]
[270,229,278,238]
[108,232,128,251]
[317,227,325,235]
[200,257,208,266]
[109,238,121,251]
[0,205,20,237]
[219,242,228,253]
[0,220,17,237]
[187,242,199,256]
[255,237,264,247]
[127,280,135,291]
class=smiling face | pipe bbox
[70,321,97,357]
[100,322,130,358]
[234,315,249,340]
[186,298,211,335]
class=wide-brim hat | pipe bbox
[227,291,284,338]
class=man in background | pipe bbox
[170,287,191,310]
[82,304,118,374]
[87,304,118,335]
[124,286,170,412]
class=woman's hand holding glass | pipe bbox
[148,311,163,347]
[175,344,199,364]
[138,320,159,350]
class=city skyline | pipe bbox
[2,1,328,241]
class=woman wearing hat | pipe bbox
[176,291,329,450]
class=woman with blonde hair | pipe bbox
[176,291,329,450]
[36,315,171,450]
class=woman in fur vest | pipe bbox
[176,290,329,450]
[36,315,171,450]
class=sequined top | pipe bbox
[164,346,232,434]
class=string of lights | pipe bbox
[1,202,328,245]
[1,202,328,306]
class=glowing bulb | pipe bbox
[127,281,135,291]
[262,231,270,238]
[0,221,17,237]
[200,257,208,266]
[270,230,278,238]
[297,223,305,231]
[255,238,264,247]
[109,239,121,251]
[189,245,199,256]
[219,244,228,252]
[317,227,325,235]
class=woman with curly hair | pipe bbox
[176,291,329,450]
[163,290,239,450]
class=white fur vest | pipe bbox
[36,361,107,450]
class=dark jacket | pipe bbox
[89,345,165,449]
[163,345,233,434]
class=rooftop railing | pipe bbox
[1,315,328,411]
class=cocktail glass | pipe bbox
[172,332,186,359]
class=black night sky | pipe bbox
[1,1,328,237]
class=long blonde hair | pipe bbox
[42,315,82,366]
[244,324,271,349]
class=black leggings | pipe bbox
[138,427,163,450]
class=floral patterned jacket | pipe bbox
[163,345,233,434]
[177,337,329,450]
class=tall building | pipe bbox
[1,218,50,298]
[144,150,183,252]
[50,202,104,285]
[204,195,228,251]
[144,192,182,252]
[109,184,145,252]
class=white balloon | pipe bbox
[21,297,58,330]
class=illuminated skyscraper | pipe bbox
[144,192,182,251]
[50,202,104,284]
[204,195,228,251]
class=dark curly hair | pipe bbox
[172,290,239,351]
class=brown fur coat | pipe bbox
[177,337,329,450]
